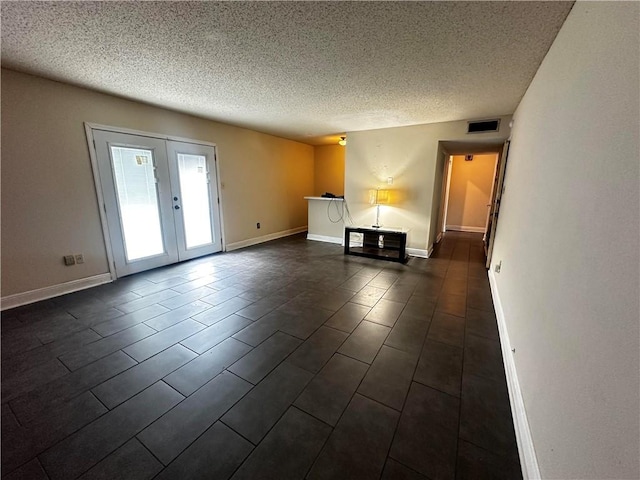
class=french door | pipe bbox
[93,130,222,277]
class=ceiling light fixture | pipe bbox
[338,136,347,146]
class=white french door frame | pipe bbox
[84,122,227,280]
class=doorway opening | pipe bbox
[443,152,499,235]
[86,125,224,279]
[434,140,508,267]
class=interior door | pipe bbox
[166,141,222,261]
[484,140,510,268]
[94,130,179,276]
[93,131,223,277]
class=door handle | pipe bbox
[174,205,180,210]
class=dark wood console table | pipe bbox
[344,226,409,263]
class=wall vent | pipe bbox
[467,119,500,134]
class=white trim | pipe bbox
[446,225,486,233]
[226,226,307,252]
[306,234,343,245]
[1,274,113,311]
[436,232,443,244]
[85,123,117,280]
[304,196,344,202]
[407,248,430,258]
[488,269,541,480]
[84,122,217,148]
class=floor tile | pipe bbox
[143,301,210,331]
[221,362,313,444]
[294,353,369,426]
[117,289,181,314]
[124,319,205,362]
[465,308,499,340]
[455,440,522,480]
[435,294,467,318]
[231,407,331,480]
[0,232,520,479]
[231,310,288,346]
[163,337,252,396]
[181,314,252,353]
[381,458,430,479]
[384,311,431,355]
[278,305,333,339]
[157,286,216,309]
[92,344,195,409]
[2,392,107,474]
[337,320,390,364]
[137,371,252,465]
[155,422,253,480]
[308,394,399,480]
[10,350,137,424]
[227,331,301,384]
[323,302,370,333]
[459,374,517,457]
[390,382,460,480]
[1,358,69,403]
[3,458,48,480]
[350,285,388,307]
[364,299,405,327]
[463,333,505,382]
[39,382,183,480]
[427,312,465,347]
[466,286,494,312]
[235,294,289,321]
[357,345,418,411]
[92,304,170,337]
[191,297,253,325]
[338,275,371,292]
[78,438,163,480]
[286,326,349,373]
[59,323,155,371]
[414,340,463,397]
[2,329,101,379]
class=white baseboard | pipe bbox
[446,225,485,233]
[488,270,540,480]
[306,234,343,245]
[436,232,443,243]
[407,247,430,258]
[225,226,307,252]
[1,273,113,311]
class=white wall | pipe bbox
[1,69,314,298]
[345,117,511,254]
[490,2,639,478]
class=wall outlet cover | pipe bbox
[64,255,76,266]
[75,254,85,264]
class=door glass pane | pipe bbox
[177,153,213,248]
[110,146,165,261]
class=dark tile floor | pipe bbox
[1,232,522,480]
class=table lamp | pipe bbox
[369,188,390,228]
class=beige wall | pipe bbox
[446,153,497,230]
[345,117,511,253]
[313,144,345,196]
[490,2,639,478]
[1,69,314,297]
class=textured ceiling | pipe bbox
[1,1,573,145]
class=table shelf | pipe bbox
[344,226,408,263]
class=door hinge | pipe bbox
[93,139,96,149]
[217,197,220,204]
[103,203,107,213]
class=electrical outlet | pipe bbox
[256,222,261,229]
[63,255,76,266]
[495,260,502,273]
[75,254,84,264]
